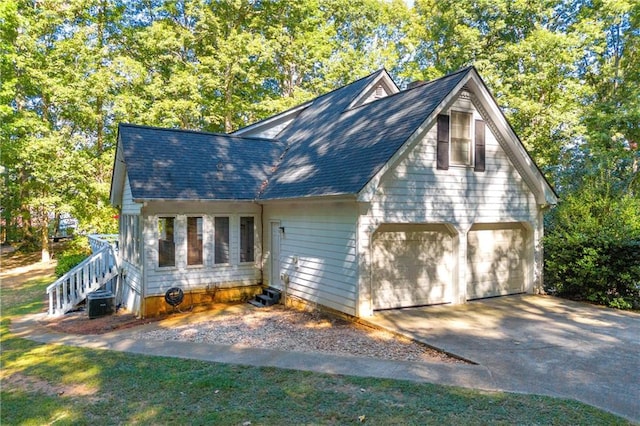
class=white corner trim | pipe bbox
[466,74,557,206]
[109,138,126,207]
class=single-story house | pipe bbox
[110,66,558,318]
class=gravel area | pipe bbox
[133,304,464,364]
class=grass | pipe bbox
[0,251,634,425]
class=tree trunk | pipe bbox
[41,210,50,262]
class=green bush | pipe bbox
[544,178,640,310]
[544,234,640,309]
[54,237,91,277]
[55,254,89,277]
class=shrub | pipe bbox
[544,234,640,309]
[544,186,640,310]
[54,237,91,277]
[55,253,89,277]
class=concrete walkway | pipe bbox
[366,295,640,422]
[10,295,639,422]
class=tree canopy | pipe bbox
[1,0,638,269]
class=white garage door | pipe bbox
[372,224,453,310]
[467,223,527,300]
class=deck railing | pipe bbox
[88,234,119,254]
[46,234,120,316]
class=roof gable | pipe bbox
[357,68,558,206]
[348,70,399,109]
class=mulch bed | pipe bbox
[42,308,167,335]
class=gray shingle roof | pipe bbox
[118,124,285,200]
[116,67,472,202]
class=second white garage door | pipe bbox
[372,224,453,310]
[467,223,528,300]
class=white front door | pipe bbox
[270,222,282,289]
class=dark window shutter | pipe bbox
[437,114,449,170]
[474,119,485,172]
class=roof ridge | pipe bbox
[233,69,388,136]
[342,66,474,114]
[311,68,387,102]
[401,66,474,92]
[118,123,277,143]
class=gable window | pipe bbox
[214,216,230,264]
[437,113,485,171]
[240,216,255,263]
[451,111,472,165]
[158,217,175,267]
[187,216,203,266]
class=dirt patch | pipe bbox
[42,308,166,335]
[2,372,102,401]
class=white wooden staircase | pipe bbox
[46,234,119,317]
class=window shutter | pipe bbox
[474,120,485,172]
[437,114,449,170]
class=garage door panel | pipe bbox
[374,280,449,309]
[467,223,527,300]
[372,225,453,310]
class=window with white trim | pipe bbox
[240,216,255,263]
[158,217,175,267]
[120,214,140,265]
[187,216,203,266]
[214,216,230,264]
[437,113,486,172]
[450,111,473,166]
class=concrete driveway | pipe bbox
[367,295,640,422]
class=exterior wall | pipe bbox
[358,94,541,316]
[122,174,142,215]
[119,175,143,315]
[119,259,142,316]
[263,200,359,316]
[140,201,262,316]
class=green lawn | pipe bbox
[0,257,632,425]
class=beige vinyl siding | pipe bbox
[141,202,262,297]
[263,201,359,316]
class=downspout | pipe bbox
[139,206,146,318]
[259,202,264,286]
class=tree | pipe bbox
[2,1,119,260]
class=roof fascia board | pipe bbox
[135,195,356,204]
[464,71,558,205]
[109,134,126,207]
[232,102,311,137]
[357,73,471,202]
[348,70,400,110]
[133,198,257,203]
[258,194,357,204]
